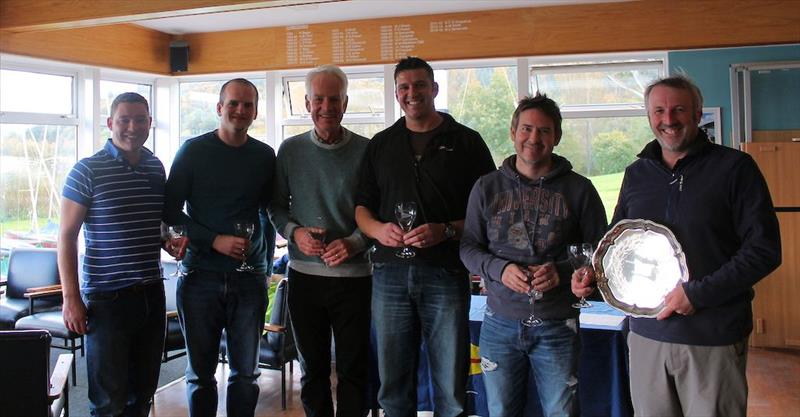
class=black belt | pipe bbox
[117,280,162,294]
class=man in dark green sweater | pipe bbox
[165,78,276,417]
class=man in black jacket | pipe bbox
[573,75,781,416]
[355,56,495,417]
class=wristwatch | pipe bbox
[443,222,456,240]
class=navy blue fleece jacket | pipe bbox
[616,130,781,345]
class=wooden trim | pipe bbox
[1,0,798,74]
[179,0,800,74]
[0,0,339,32]
[0,24,172,74]
[24,284,63,298]
[752,130,800,143]
[264,323,286,333]
[48,354,73,400]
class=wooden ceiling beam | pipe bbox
[0,0,341,33]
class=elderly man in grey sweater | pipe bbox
[270,64,371,417]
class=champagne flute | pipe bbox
[568,243,594,308]
[168,225,187,277]
[233,221,255,272]
[394,202,417,259]
[522,265,544,327]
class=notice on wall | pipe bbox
[279,14,480,69]
[286,25,318,66]
[379,24,424,61]
[429,19,472,33]
[332,27,367,64]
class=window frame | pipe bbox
[279,66,386,142]
[524,52,667,220]
[97,75,157,150]
[0,61,83,255]
[528,52,666,119]
[175,72,270,145]
[0,64,80,126]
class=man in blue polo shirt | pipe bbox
[59,92,183,416]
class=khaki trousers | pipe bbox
[628,331,748,417]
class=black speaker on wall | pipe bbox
[170,41,189,73]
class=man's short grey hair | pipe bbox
[644,74,704,113]
[305,64,348,99]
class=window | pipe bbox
[179,79,267,143]
[0,69,74,115]
[530,59,663,219]
[432,65,518,166]
[99,80,153,151]
[281,73,385,141]
[1,69,78,271]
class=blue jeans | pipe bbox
[479,310,579,417]
[372,263,470,417]
[84,280,166,417]
[177,269,268,417]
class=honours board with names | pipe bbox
[278,15,476,69]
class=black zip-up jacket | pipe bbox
[355,112,496,268]
[616,130,781,345]
[461,154,608,320]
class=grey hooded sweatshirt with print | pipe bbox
[461,154,608,320]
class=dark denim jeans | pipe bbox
[287,268,372,417]
[177,269,268,417]
[479,309,579,417]
[84,280,166,417]
[371,262,470,417]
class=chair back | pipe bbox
[0,330,51,416]
[266,278,291,352]
[6,248,59,299]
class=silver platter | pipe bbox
[593,219,689,318]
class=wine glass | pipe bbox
[394,202,417,259]
[233,221,255,272]
[168,225,187,277]
[568,243,594,308]
[522,265,544,327]
[308,216,327,264]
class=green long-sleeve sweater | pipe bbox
[270,128,371,277]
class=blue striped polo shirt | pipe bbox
[62,139,165,293]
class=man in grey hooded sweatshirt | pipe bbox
[460,93,607,417]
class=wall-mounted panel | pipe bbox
[179,0,800,74]
[0,24,171,74]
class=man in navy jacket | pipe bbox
[573,75,781,416]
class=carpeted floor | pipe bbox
[50,346,187,416]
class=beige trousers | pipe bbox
[628,331,748,417]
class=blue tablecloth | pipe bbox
[370,297,633,417]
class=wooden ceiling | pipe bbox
[1,0,798,75]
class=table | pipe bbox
[416,296,633,417]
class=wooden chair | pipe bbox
[0,329,73,417]
[259,278,297,410]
